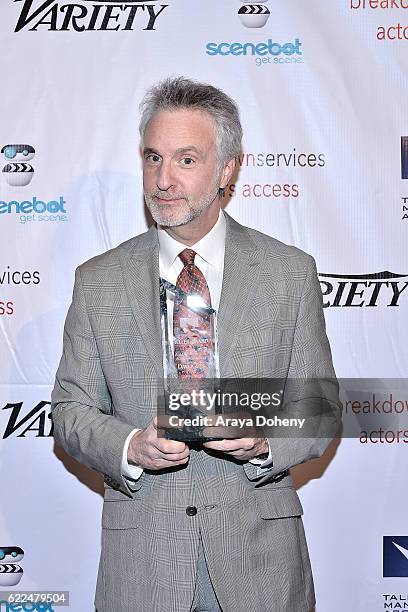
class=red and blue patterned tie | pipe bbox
[173,249,213,380]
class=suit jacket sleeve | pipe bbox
[243,254,340,483]
[51,266,138,497]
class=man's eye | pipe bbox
[180,157,195,166]
[146,154,161,163]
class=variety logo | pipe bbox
[238,1,270,29]
[1,401,53,439]
[13,0,169,33]
[1,145,35,187]
[319,271,408,308]
[383,536,408,577]
[0,547,24,587]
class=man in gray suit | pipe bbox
[51,77,339,611]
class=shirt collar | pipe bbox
[158,209,226,271]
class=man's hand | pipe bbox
[202,436,269,461]
[127,417,190,470]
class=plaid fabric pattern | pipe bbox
[173,249,213,380]
[50,213,339,612]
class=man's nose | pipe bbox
[156,159,175,191]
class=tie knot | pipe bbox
[179,248,196,267]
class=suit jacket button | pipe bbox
[186,506,197,516]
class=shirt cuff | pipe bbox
[249,438,272,467]
[121,428,144,481]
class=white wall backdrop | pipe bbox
[1,0,407,610]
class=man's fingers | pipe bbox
[203,439,241,452]
[203,438,255,452]
[154,437,188,454]
[157,457,189,468]
[149,454,190,469]
[155,449,190,461]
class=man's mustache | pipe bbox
[150,191,188,201]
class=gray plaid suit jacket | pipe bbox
[51,212,339,612]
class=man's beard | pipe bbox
[144,183,219,228]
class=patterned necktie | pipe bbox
[173,249,213,380]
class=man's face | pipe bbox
[142,108,221,227]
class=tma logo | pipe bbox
[383,536,408,577]
[238,1,270,29]
[0,547,24,587]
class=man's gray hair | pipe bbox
[139,76,242,167]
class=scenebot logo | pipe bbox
[0,547,24,586]
[0,142,68,224]
[238,0,270,28]
[1,144,35,187]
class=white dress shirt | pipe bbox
[121,210,271,482]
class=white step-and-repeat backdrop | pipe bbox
[1,1,408,610]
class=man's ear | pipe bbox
[219,157,236,189]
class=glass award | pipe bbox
[159,277,221,442]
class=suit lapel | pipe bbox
[218,213,262,376]
[118,225,164,378]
